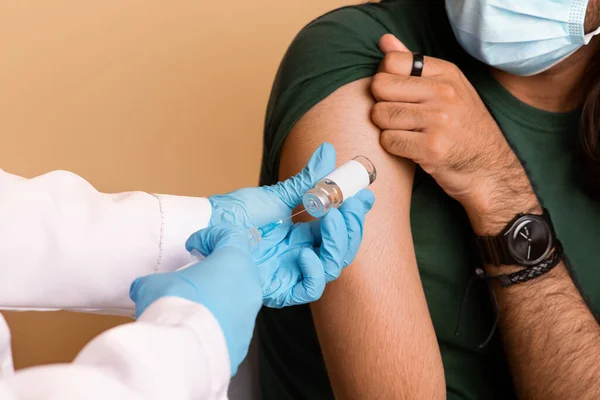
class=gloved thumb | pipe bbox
[378,34,409,54]
[186,224,251,257]
[268,142,336,208]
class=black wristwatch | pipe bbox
[476,209,557,267]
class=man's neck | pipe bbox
[490,38,600,113]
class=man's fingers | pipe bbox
[287,248,326,306]
[270,142,336,208]
[378,50,445,76]
[372,102,443,131]
[378,33,410,53]
[380,129,426,161]
[371,73,438,103]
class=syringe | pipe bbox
[176,209,307,271]
[247,209,307,245]
[177,155,376,272]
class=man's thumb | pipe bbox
[379,34,409,53]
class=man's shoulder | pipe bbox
[302,1,457,54]
[261,1,464,183]
[276,0,463,95]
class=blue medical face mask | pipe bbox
[445,0,600,76]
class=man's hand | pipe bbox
[372,34,540,234]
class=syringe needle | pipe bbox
[281,208,308,223]
[292,209,308,218]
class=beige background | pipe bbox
[0,0,355,368]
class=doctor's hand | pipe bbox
[207,143,336,252]
[188,189,374,308]
[130,225,261,376]
[371,34,540,235]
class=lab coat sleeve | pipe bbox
[0,169,212,315]
[0,297,230,400]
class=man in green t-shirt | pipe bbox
[258,0,600,399]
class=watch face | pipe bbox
[507,215,554,266]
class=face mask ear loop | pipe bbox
[583,25,600,44]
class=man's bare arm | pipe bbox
[278,78,445,399]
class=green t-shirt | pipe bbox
[258,1,600,398]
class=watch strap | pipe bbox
[477,235,510,266]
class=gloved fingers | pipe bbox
[129,274,196,319]
[339,189,375,266]
[129,277,151,318]
[318,208,348,283]
[306,190,375,248]
[286,248,326,307]
[307,218,323,247]
[268,143,336,209]
[185,224,251,257]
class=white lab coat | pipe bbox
[0,169,231,399]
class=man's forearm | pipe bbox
[472,167,600,398]
[489,262,600,399]
[465,161,600,399]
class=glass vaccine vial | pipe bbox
[302,156,376,218]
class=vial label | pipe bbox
[324,160,370,200]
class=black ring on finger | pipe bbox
[410,53,424,77]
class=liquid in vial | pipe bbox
[302,155,376,218]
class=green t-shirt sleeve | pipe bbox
[260,0,454,185]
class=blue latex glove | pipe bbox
[190,142,376,308]
[208,142,337,253]
[130,225,261,376]
[198,189,374,308]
